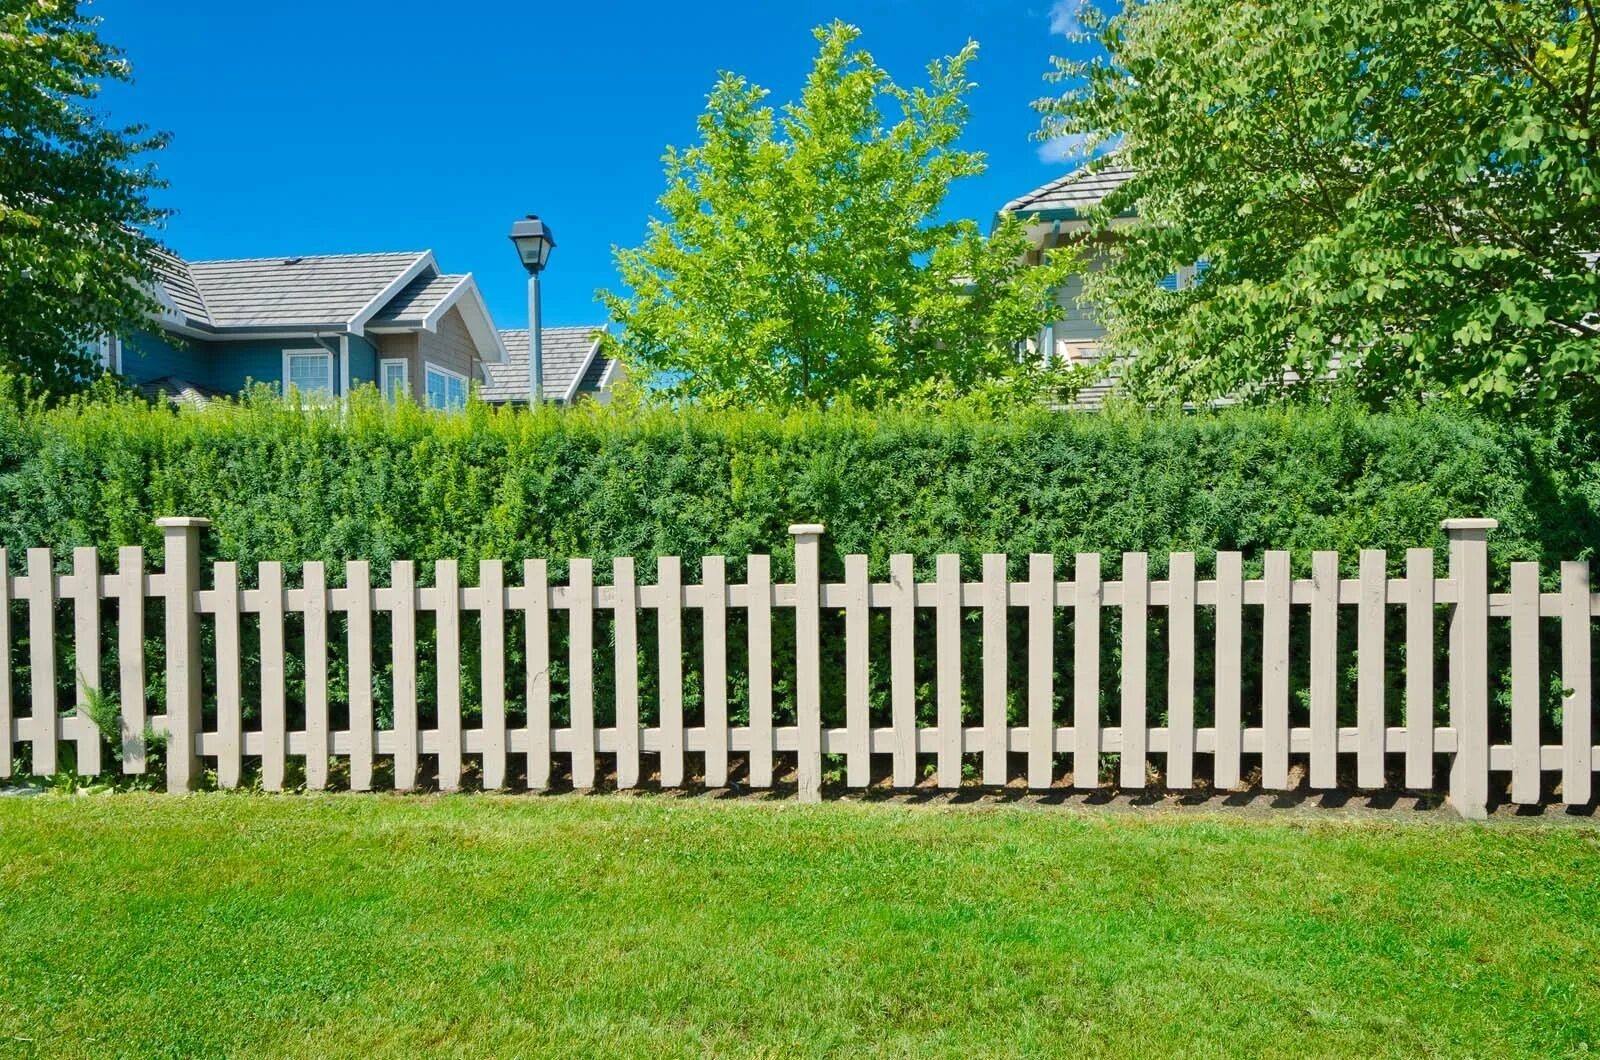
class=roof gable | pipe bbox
[481,326,606,402]
[1002,162,1137,218]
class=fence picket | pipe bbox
[304,561,330,791]
[71,547,101,775]
[479,560,507,791]
[1310,551,1339,789]
[981,554,1008,786]
[214,561,242,788]
[1446,519,1494,820]
[346,560,374,792]
[1166,552,1195,789]
[433,560,461,793]
[935,553,962,790]
[0,550,10,777]
[1262,551,1291,790]
[1357,550,1386,789]
[793,527,824,802]
[26,548,56,776]
[889,553,915,788]
[702,556,729,788]
[1027,553,1054,790]
[524,559,551,790]
[1560,561,1592,806]
[568,558,596,789]
[260,561,288,791]
[844,553,870,788]
[1404,549,1434,790]
[1120,552,1148,789]
[1073,553,1101,790]
[389,560,417,792]
[1509,561,1540,805]
[747,554,773,788]
[659,556,685,788]
[613,557,639,790]
[1213,552,1243,789]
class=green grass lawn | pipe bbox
[1,795,1596,1058]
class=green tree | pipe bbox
[1,0,169,397]
[1037,0,1600,413]
[601,22,1075,409]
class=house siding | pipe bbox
[419,306,482,393]
[348,334,379,387]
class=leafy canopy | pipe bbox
[0,0,168,398]
[602,22,1075,409]
[1037,0,1600,413]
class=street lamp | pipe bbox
[508,214,556,405]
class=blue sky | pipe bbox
[94,0,1088,330]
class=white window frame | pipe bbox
[424,362,468,411]
[380,358,410,403]
[282,348,335,400]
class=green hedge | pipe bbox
[1,388,1595,783]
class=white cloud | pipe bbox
[1037,132,1093,165]
[1049,0,1083,36]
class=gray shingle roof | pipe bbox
[181,252,426,327]
[153,251,212,324]
[576,351,616,395]
[370,272,465,325]
[1002,163,1137,216]
[481,326,605,403]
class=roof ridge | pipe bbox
[186,250,430,265]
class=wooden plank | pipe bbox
[70,548,102,775]
[1074,553,1101,790]
[303,561,330,791]
[1120,552,1148,789]
[981,553,1008,786]
[479,560,507,791]
[612,557,639,789]
[1509,561,1540,805]
[346,560,374,792]
[1446,521,1494,819]
[115,547,146,774]
[747,554,774,788]
[1213,552,1243,789]
[0,549,10,777]
[658,555,684,788]
[27,548,56,776]
[935,553,962,789]
[1027,553,1054,790]
[1404,549,1435,790]
[389,560,418,792]
[568,558,596,789]
[1166,552,1195,789]
[843,553,870,788]
[214,561,242,788]
[524,559,551,790]
[1308,551,1339,789]
[792,528,823,802]
[1261,550,1291,790]
[1356,550,1387,789]
[1560,561,1592,806]
[889,553,916,788]
[258,562,288,790]
[702,556,729,788]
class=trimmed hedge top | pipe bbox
[0,389,1594,582]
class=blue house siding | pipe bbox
[121,330,208,383]
[123,329,367,397]
[348,334,379,388]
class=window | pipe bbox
[380,359,409,403]
[81,335,119,372]
[284,350,334,398]
[425,364,468,411]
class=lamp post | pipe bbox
[508,214,556,406]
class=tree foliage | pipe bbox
[1037,0,1600,413]
[602,22,1075,409]
[0,0,168,397]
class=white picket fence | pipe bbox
[1,517,1594,817]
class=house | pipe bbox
[481,326,622,406]
[103,248,616,408]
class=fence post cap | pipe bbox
[1440,518,1498,532]
[788,523,826,537]
[155,516,211,529]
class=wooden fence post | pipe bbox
[1444,517,1496,820]
[156,517,208,794]
[790,524,824,803]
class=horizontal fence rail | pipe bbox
[1,518,1595,818]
